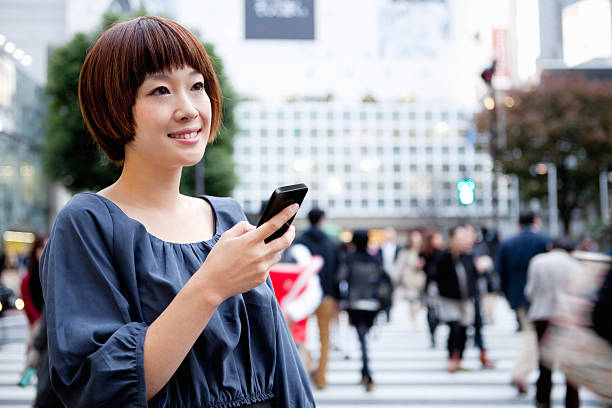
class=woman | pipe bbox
[432,226,477,373]
[420,229,445,347]
[40,16,314,407]
[337,230,384,392]
[393,230,426,327]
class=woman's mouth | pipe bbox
[168,130,200,139]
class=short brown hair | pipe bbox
[78,16,222,163]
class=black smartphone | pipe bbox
[257,183,308,243]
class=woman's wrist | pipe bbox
[187,266,225,309]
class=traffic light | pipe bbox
[457,179,475,205]
[480,60,496,86]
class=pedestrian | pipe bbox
[393,230,426,328]
[525,238,581,408]
[337,229,384,391]
[592,264,612,345]
[432,226,477,372]
[39,16,314,407]
[17,235,45,388]
[421,229,445,347]
[294,208,340,390]
[496,210,551,394]
[379,227,399,321]
[479,227,501,324]
[18,234,65,407]
[463,225,495,368]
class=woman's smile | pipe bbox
[168,127,202,144]
[129,66,211,165]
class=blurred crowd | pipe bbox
[1,208,611,407]
[270,208,611,407]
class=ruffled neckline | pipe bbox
[82,192,221,247]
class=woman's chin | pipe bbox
[179,150,206,167]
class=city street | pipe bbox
[309,298,606,407]
[0,299,606,407]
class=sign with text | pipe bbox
[245,0,315,40]
[493,27,511,89]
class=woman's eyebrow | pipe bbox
[146,73,170,81]
[145,71,201,80]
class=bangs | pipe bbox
[125,17,209,89]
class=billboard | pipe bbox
[245,0,314,40]
[562,0,612,67]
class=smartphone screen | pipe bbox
[257,183,308,243]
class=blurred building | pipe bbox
[0,49,48,236]
[175,0,523,229]
[0,0,72,241]
[233,102,516,229]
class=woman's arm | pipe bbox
[143,204,298,400]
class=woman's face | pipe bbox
[128,65,212,168]
[432,232,445,249]
[410,231,422,249]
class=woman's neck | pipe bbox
[103,156,185,212]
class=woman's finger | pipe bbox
[266,225,296,252]
[252,204,298,243]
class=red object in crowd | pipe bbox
[269,256,322,344]
[20,272,41,326]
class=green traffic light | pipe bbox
[457,179,475,205]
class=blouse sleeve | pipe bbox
[39,201,148,407]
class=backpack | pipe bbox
[339,258,393,312]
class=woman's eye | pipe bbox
[151,86,170,95]
[192,82,205,91]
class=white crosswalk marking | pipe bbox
[0,312,35,408]
[308,298,607,407]
[0,302,606,407]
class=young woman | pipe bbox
[40,16,314,407]
[337,229,384,392]
[393,230,426,327]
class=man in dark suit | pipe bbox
[294,208,339,390]
[496,211,551,394]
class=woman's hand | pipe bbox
[197,204,299,303]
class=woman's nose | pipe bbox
[174,95,198,121]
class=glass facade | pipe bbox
[0,53,48,235]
